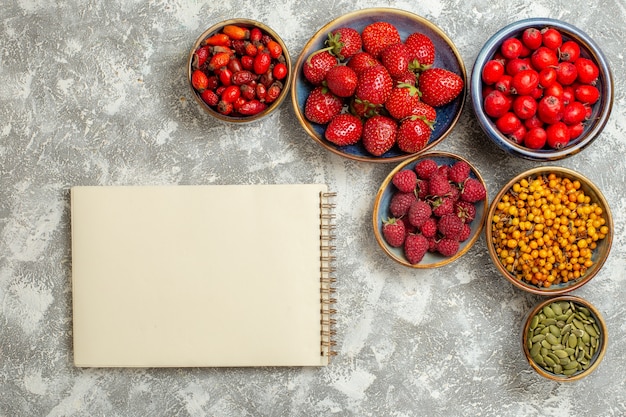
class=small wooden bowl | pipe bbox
[486,166,613,295]
[188,18,292,123]
[522,295,607,381]
[372,151,487,268]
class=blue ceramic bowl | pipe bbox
[471,18,613,161]
[486,166,613,295]
[291,8,466,163]
[372,151,487,268]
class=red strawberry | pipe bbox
[454,200,476,224]
[325,65,358,97]
[362,114,397,156]
[389,191,417,218]
[460,178,487,203]
[419,216,438,238]
[382,217,406,248]
[436,237,460,257]
[437,213,464,240]
[411,101,437,124]
[304,86,343,124]
[325,113,363,146]
[414,158,439,179]
[303,50,337,85]
[418,68,464,107]
[405,32,436,69]
[392,169,418,193]
[396,116,432,154]
[361,21,401,58]
[349,97,380,119]
[346,52,380,75]
[428,172,452,197]
[407,199,432,228]
[326,27,362,60]
[393,70,417,86]
[448,160,471,183]
[355,65,393,106]
[385,83,422,120]
[380,43,410,78]
[404,233,429,264]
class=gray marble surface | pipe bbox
[1,0,625,416]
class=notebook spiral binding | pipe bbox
[320,191,338,360]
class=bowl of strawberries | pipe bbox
[471,18,613,160]
[291,8,466,163]
[188,18,292,123]
[372,151,488,268]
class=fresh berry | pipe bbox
[411,102,437,124]
[361,21,401,58]
[384,83,422,120]
[392,169,418,193]
[437,213,465,240]
[405,32,435,68]
[325,113,363,146]
[362,114,397,156]
[417,68,464,107]
[436,237,460,257]
[346,52,379,75]
[448,160,471,183]
[407,199,432,228]
[458,223,472,242]
[349,97,380,119]
[419,216,438,238]
[382,217,406,248]
[432,196,455,217]
[396,116,432,154]
[404,233,429,264]
[304,86,343,124]
[326,27,362,60]
[303,50,337,85]
[380,43,410,78]
[325,65,358,97]
[454,200,477,223]
[389,191,417,218]
[460,178,487,203]
[355,65,394,106]
[414,158,439,179]
[191,69,209,91]
[427,173,452,197]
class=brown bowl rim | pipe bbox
[188,18,293,123]
[521,295,608,381]
[486,166,614,295]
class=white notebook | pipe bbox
[70,184,336,367]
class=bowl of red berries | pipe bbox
[471,18,613,161]
[372,151,488,268]
[291,8,466,163]
[188,18,292,123]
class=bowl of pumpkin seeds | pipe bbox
[522,295,607,381]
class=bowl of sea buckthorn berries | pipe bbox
[471,18,613,161]
[188,19,292,123]
[486,166,613,295]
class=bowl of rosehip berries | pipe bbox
[188,19,292,123]
[373,152,488,268]
[471,18,613,161]
[486,166,613,295]
[291,8,466,163]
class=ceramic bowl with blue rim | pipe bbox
[291,8,466,163]
[372,151,487,268]
[471,18,613,161]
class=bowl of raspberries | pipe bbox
[471,18,613,160]
[373,152,488,268]
[291,8,466,163]
[188,18,292,123]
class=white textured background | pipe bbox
[1,0,625,416]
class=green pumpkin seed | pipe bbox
[532,334,546,343]
[546,334,559,345]
[554,349,569,359]
[573,319,585,330]
[562,368,578,376]
[530,342,542,357]
[541,318,557,326]
[543,306,556,318]
[568,334,578,349]
[530,314,540,330]
[544,355,556,367]
[541,340,552,349]
[551,302,563,316]
[584,324,598,338]
[553,364,563,374]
